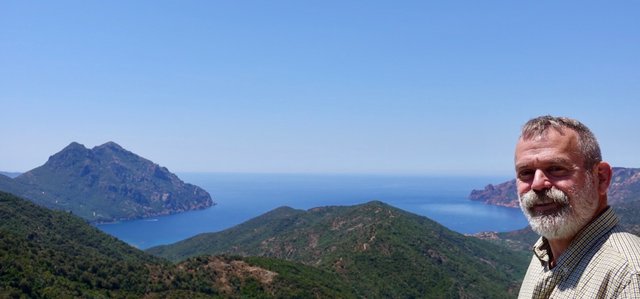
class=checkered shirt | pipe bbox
[518,207,640,299]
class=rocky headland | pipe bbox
[469,167,640,208]
[0,142,214,222]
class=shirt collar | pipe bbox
[532,207,619,269]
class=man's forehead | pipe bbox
[515,128,583,167]
[515,156,576,169]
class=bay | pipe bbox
[96,173,529,249]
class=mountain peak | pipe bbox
[57,142,90,155]
[64,141,87,150]
[8,141,214,222]
[45,142,93,168]
[93,141,125,151]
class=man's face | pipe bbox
[514,128,600,240]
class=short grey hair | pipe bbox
[520,115,602,169]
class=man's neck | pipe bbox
[545,205,610,268]
[547,237,574,268]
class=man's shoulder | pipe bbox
[605,229,640,297]
[603,227,640,271]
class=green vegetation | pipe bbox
[0,191,170,297]
[179,255,357,298]
[2,189,530,298]
[149,201,531,298]
[0,191,356,298]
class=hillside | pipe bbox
[609,167,640,204]
[0,191,170,297]
[148,201,530,298]
[0,142,213,222]
[0,191,357,298]
[469,167,640,207]
[0,171,21,178]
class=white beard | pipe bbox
[518,175,599,240]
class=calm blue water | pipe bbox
[96,173,529,249]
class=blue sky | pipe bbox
[1,1,639,175]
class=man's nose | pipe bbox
[531,169,551,191]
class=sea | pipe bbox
[96,173,529,249]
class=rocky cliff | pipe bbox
[608,167,640,204]
[469,167,640,208]
[0,142,214,222]
[469,179,518,208]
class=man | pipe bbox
[515,115,640,298]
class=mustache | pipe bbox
[520,188,569,210]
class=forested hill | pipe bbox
[0,142,213,222]
[0,191,358,298]
[148,201,530,298]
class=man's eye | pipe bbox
[518,170,534,180]
[548,167,568,176]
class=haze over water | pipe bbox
[96,173,528,249]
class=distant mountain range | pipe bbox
[148,201,529,298]
[0,142,213,222]
[469,167,640,207]
[0,191,356,298]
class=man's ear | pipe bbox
[596,162,613,196]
